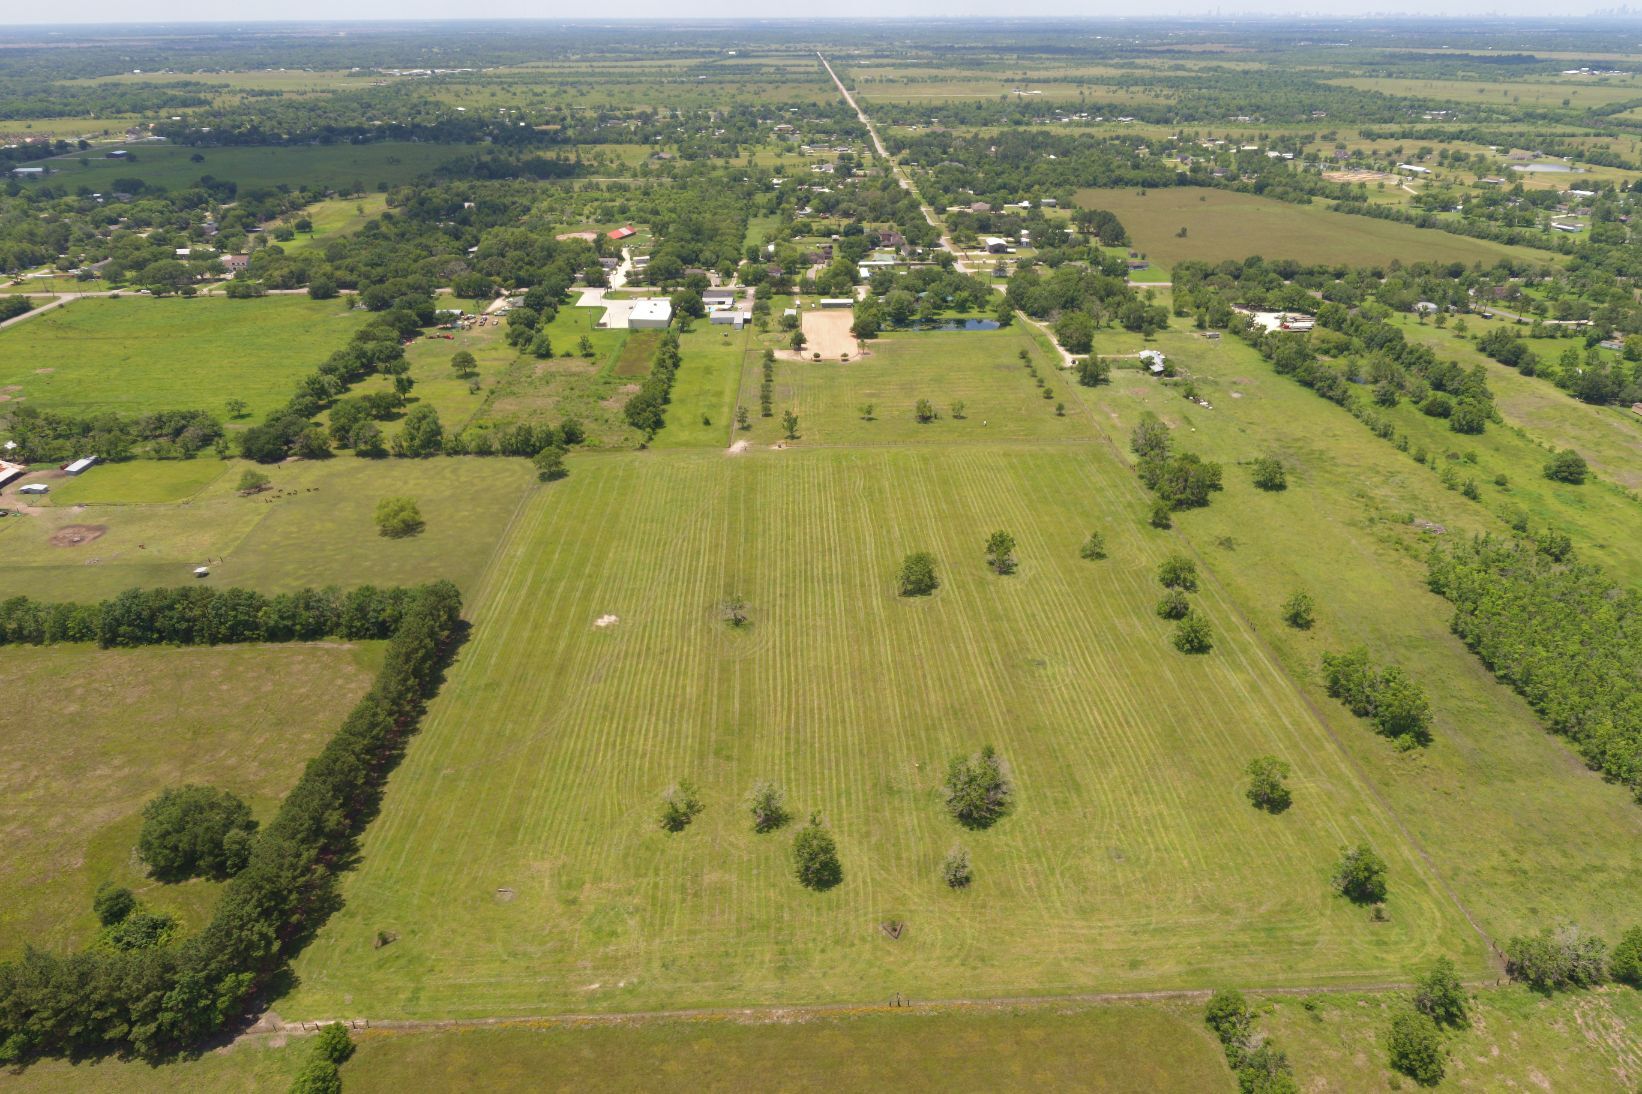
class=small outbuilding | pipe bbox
[1139,349,1167,375]
[63,456,97,475]
[18,483,49,495]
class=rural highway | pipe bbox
[818,53,1081,368]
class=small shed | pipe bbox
[63,456,97,476]
[1139,349,1167,376]
[18,483,49,495]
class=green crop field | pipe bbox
[0,642,378,957]
[0,296,368,419]
[1073,188,1551,270]
[0,457,536,601]
[1067,328,1642,947]
[31,141,473,192]
[283,442,1477,1021]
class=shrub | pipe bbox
[1203,988,1251,1044]
[137,785,258,881]
[1544,448,1588,484]
[944,745,1012,829]
[1320,648,1432,748]
[914,398,937,423]
[1245,756,1292,813]
[312,1022,355,1065]
[792,813,842,890]
[1251,455,1287,491]
[984,530,1017,575]
[1156,588,1190,620]
[1157,554,1198,591]
[92,883,136,927]
[942,844,972,888]
[745,781,788,833]
[101,909,177,952]
[1386,1007,1445,1087]
[374,496,424,538]
[1332,844,1388,904]
[1079,531,1107,560]
[898,552,938,596]
[1172,610,1212,654]
[1413,957,1468,1028]
[1609,926,1642,987]
[236,470,271,496]
[658,781,704,832]
[1148,499,1172,529]
[1505,923,1609,991]
[1280,590,1314,629]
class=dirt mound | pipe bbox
[50,524,107,547]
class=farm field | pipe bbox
[1067,330,1642,947]
[270,193,390,254]
[1327,75,1642,109]
[283,444,1478,1021]
[0,296,368,420]
[0,457,535,600]
[33,140,473,191]
[0,642,379,957]
[1072,188,1551,270]
[738,326,1086,445]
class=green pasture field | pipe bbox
[283,442,1476,1021]
[0,295,368,420]
[0,276,109,294]
[651,323,748,448]
[0,457,535,601]
[1328,75,1642,109]
[0,642,378,957]
[271,193,390,254]
[1264,985,1642,1091]
[471,305,638,445]
[737,326,1087,445]
[33,140,472,192]
[1069,328,1642,947]
[1394,316,1642,492]
[1073,187,1552,270]
[48,458,229,505]
[65,68,361,93]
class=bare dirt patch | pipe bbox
[50,523,106,548]
[726,440,750,455]
[792,309,860,361]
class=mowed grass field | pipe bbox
[0,457,535,600]
[0,642,378,957]
[1068,329,1642,946]
[0,296,367,419]
[739,327,1085,445]
[1073,188,1549,270]
[284,444,1478,1021]
[270,194,390,255]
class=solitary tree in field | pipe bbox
[985,530,1017,574]
[1157,554,1198,591]
[781,409,799,440]
[915,398,937,423]
[1332,844,1388,904]
[951,400,966,420]
[1251,455,1287,491]
[745,781,788,833]
[138,785,258,881]
[789,329,807,352]
[658,781,704,832]
[1544,448,1588,484]
[1080,531,1107,560]
[1281,590,1315,630]
[1172,610,1212,653]
[534,445,568,482]
[450,350,477,378]
[793,813,842,890]
[236,470,270,496]
[225,397,247,419]
[858,402,875,421]
[1244,756,1292,813]
[374,496,424,538]
[722,596,750,628]
[898,551,938,596]
[944,746,1013,829]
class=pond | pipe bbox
[1509,163,1585,174]
[891,318,1001,332]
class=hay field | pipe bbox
[1073,187,1549,270]
[0,642,378,956]
[0,296,368,420]
[284,444,1476,1021]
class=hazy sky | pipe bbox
[5,5,1630,24]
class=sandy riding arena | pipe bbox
[790,309,862,361]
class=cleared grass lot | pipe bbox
[0,642,378,957]
[33,140,473,192]
[284,445,1475,1021]
[0,295,368,420]
[738,326,1084,445]
[1073,187,1550,270]
[0,457,536,601]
